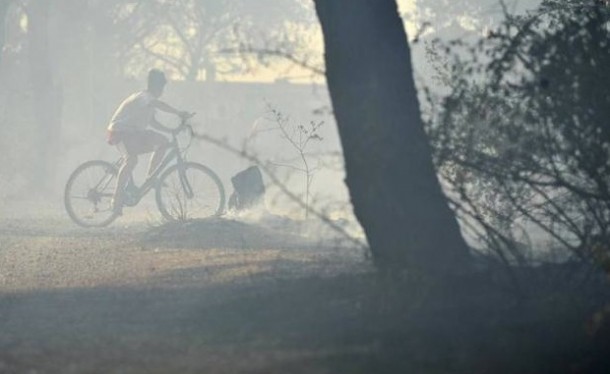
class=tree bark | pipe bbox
[314,0,470,275]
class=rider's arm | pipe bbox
[151,99,188,117]
[150,116,174,133]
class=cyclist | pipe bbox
[107,69,189,214]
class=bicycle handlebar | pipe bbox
[180,112,196,122]
[171,112,196,136]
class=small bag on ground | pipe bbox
[228,166,265,211]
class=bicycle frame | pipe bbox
[119,124,191,205]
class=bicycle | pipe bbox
[64,114,225,227]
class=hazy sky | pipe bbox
[398,0,418,35]
[237,0,417,83]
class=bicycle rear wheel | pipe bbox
[64,160,119,227]
[155,162,225,221]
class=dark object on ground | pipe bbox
[228,166,265,211]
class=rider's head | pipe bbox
[147,69,167,98]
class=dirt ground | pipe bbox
[0,202,377,374]
[2,202,610,374]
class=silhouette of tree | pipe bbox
[26,0,63,191]
[314,0,471,275]
[0,0,12,67]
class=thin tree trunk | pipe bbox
[0,0,12,68]
[314,0,470,275]
[27,1,62,191]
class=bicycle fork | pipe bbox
[178,165,195,199]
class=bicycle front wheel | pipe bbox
[155,162,225,221]
[64,160,119,227]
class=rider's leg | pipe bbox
[112,154,138,213]
[110,130,168,213]
[146,132,170,178]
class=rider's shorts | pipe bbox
[107,129,167,155]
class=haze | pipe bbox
[1,1,609,373]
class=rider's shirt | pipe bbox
[107,91,156,132]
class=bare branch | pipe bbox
[220,46,325,76]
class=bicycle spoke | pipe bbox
[156,163,225,221]
[65,160,119,227]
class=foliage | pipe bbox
[425,0,610,274]
[406,0,541,41]
[107,0,312,80]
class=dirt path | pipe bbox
[0,211,372,373]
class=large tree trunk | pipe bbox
[27,1,62,192]
[314,0,470,275]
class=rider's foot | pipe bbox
[111,198,123,216]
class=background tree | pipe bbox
[26,0,63,190]
[314,0,471,275]
[113,0,310,81]
[0,0,12,67]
